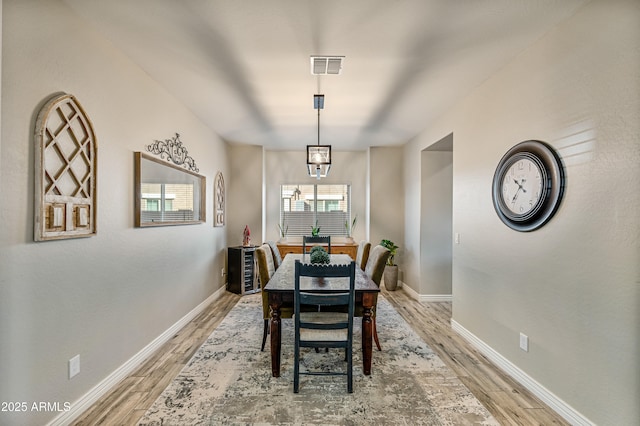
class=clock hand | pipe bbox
[512,178,527,197]
[512,187,522,203]
[513,178,528,192]
[512,177,531,203]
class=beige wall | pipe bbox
[0,1,228,424]
[227,144,263,247]
[263,150,369,244]
[369,146,404,262]
[404,0,639,423]
[420,145,452,296]
[2,0,637,424]
[226,148,405,262]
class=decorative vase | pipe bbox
[383,265,399,291]
[242,225,251,246]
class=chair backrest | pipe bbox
[256,244,275,289]
[266,241,283,269]
[364,245,390,286]
[355,240,371,270]
[256,244,276,319]
[294,260,356,393]
[294,260,356,330]
[302,235,331,254]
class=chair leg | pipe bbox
[261,319,268,352]
[294,341,300,393]
[347,345,353,393]
[373,318,382,351]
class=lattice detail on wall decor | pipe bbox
[214,172,225,227]
[34,93,97,241]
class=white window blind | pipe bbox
[281,184,350,237]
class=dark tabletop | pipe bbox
[264,254,380,292]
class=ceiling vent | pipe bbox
[310,56,344,75]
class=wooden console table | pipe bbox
[277,241,357,259]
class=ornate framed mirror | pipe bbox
[134,152,206,227]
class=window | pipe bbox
[146,199,160,211]
[141,183,194,222]
[280,184,350,236]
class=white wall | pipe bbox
[404,0,639,424]
[0,1,228,425]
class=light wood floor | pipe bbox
[72,288,568,425]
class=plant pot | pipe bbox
[383,265,399,291]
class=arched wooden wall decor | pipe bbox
[214,172,225,227]
[34,93,97,241]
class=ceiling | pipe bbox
[63,0,589,151]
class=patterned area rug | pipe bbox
[139,294,498,425]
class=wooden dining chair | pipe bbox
[355,240,371,270]
[293,260,356,393]
[362,244,390,351]
[256,244,293,351]
[302,235,331,255]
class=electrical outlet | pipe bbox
[221,268,225,277]
[519,333,529,352]
[455,233,460,244]
[69,354,80,379]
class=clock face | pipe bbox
[500,156,544,216]
[492,141,565,232]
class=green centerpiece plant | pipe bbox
[309,246,330,264]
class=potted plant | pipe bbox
[309,246,330,264]
[277,217,288,241]
[344,215,358,243]
[380,239,399,291]
[310,220,321,237]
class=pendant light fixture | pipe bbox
[307,94,331,179]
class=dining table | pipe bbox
[264,253,380,377]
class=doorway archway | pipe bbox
[420,133,453,301]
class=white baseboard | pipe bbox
[451,320,594,426]
[48,287,226,426]
[388,281,452,302]
[420,294,452,302]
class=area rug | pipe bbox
[139,294,498,425]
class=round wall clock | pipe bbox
[492,140,565,232]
